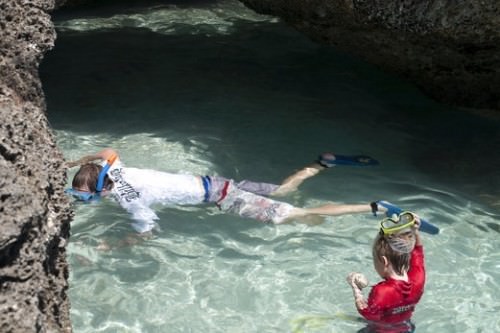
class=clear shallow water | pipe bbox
[41,1,500,332]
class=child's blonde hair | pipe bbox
[372,232,415,275]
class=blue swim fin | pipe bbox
[318,153,379,167]
[376,201,440,235]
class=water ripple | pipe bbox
[55,0,277,36]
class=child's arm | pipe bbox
[347,273,389,321]
[413,215,423,246]
[352,285,368,311]
[346,272,368,311]
[67,148,119,168]
[408,215,425,289]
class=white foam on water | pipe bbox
[55,0,277,35]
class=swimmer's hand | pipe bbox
[66,153,103,168]
[66,148,119,168]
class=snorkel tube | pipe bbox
[96,153,118,193]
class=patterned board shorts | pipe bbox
[207,176,294,224]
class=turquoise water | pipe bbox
[41,1,500,332]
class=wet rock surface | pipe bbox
[0,0,72,332]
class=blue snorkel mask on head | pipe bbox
[66,154,117,202]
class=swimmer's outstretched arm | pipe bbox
[67,148,119,168]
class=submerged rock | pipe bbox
[240,0,500,111]
[0,0,72,332]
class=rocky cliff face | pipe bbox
[0,0,72,332]
[240,0,500,111]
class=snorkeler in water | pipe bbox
[66,148,384,234]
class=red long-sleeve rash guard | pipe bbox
[359,245,425,323]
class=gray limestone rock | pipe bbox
[0,0,72,332]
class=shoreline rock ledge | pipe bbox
[240,0,500,111]
[0,0,72,332]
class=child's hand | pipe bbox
[347,272,369,311]
[412,214,422,231]
[346,272,369,289]
[412,214,423,246]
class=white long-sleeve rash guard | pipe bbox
[105,160,205,233]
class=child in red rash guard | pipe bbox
[347,212,425,328]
